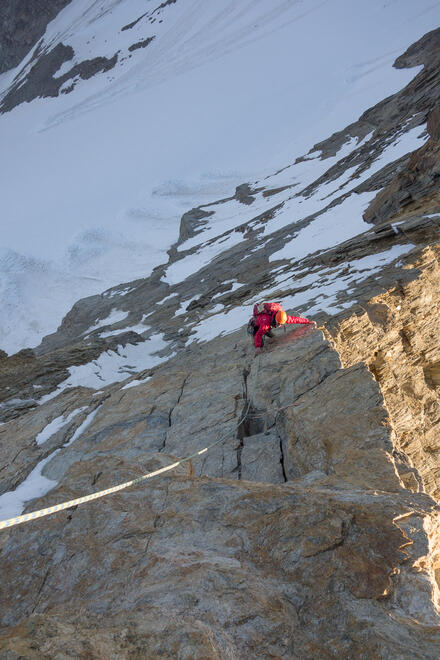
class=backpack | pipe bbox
[247,317,256,336]
[253,301,282,317]
[248,302,283,334]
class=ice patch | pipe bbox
[85,309,130,334]
[65,406,100,447]
[356,123,427,181]
[58,334,170,389]
[98,314,150,338]
[121,377,151,390]
[269,191,375,263]
[104,286,136,299]
[35,407,87,445]
[0,454,59,520]
[187,307,251,344]
[159,292,178,304]
[37,389,64,406]
[164,233,242,285]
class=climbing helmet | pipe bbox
[275,310,287,325]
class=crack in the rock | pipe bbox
[66,505,78,524]
[303,518,350,558]
[235,368,250,480]
[167,375,188,429]
[11,446,27,464]
[189,415,237,440]
[144,481,170,556]
[30,567,50,614]
[162,376,188,453]
[285,365,341,412]
[277,426,288,483]
[392,448,424,491]
[91,471,102,486]
[111,530,152,544]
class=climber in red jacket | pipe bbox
[250,302,315,353]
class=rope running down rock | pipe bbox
[0,358,260,531]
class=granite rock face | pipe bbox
[1,326,440,657]
[326,244,440,501]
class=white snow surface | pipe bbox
[0,453,59,520]
[1,0,439,354]
[35,406,87,445]
[97,314,150,338]
[57,333,170,390]
[84,308,130,334]
[268,123,428,262]
[174,294,200,316]
[165,233,241,286]
[0,404,100,520]
[121,377,151,391]
[162,122,428,285]
[65,406,100,447]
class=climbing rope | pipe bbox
[245,401,300,419]
[0,360,260,531]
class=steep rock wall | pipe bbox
[1,324,440,657]
[364,105,440,223]
[325,245,440,500]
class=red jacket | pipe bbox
[254,312,310,347]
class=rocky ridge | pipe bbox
[364,103,440,223]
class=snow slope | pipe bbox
[1,0,439,354]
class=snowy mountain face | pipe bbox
[0,0,438,395]
[1,0,439,355]
[2,3,440,655]
[0,0,439,492]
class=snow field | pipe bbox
[56,333,171,390]
[84,308,130,334]
[0,404,100,519]
[1,0,438,353]
[0,454,59,521]
[163,121,428,287]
